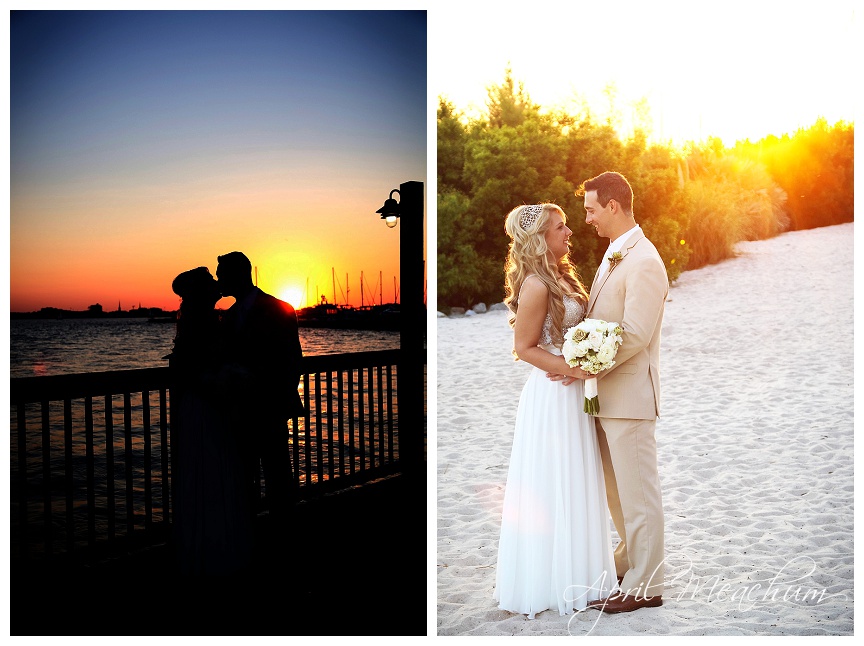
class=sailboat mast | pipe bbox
[361,270,365,308]
[379,270,383,306]
[332,267,336,305]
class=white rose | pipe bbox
[597,344,615,364]
[562,339,579,364]
[577,319,594,333]
[587,331,604,350]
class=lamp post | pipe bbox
[375,181,425,481]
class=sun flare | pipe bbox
[279,286,306,309]
[436,5,855,147]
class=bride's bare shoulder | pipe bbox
[519,274,548,296]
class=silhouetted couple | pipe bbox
[168,251,305,577]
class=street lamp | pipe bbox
[375,181,425,481]
[376,189,401,228]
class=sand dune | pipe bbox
[436,222,854,636]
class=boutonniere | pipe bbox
[607,251,624,268]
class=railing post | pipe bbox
[41,401,52,557]
[16,404,28,560]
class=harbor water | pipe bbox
[10,318,400,378]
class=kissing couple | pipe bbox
[167,251,306,577]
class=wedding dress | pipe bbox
[170,310,254,576]
[493,294,617,618]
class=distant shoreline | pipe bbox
[10,309,178,320]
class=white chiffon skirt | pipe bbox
[494,361,617,618]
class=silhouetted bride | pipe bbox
[167,266,254,576]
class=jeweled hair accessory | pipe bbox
[519,204,543,229]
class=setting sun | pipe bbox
[8,11,424,314]
[279,286,306,309]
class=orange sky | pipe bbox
[10,173,424,312]
[8,10,426,313]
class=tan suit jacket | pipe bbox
[586,230,668,420]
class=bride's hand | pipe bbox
[546,365,591,386]
[546,372,575,386]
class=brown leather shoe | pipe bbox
[585,576,624,607]
[588,593,663,614]
[586,591,620,608]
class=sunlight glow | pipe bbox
[433,2,856,146]
[279,286,306,309]
[9,11,425,313]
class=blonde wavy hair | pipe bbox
[503,203,588,349]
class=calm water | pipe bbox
[10,318,400,378]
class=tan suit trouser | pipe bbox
[596,416,665,597]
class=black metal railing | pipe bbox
[10,349,403,564]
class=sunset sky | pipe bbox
[6,5,860,313]
[431,1,858,146]
[9,10,426,313]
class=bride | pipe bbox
[168,266,254,577]
[493,203,617,618]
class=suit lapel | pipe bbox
[587,231,646,314]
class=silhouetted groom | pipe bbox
[216,251,305,529]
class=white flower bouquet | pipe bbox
[562,318,623,415]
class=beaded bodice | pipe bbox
[539,294,584,348]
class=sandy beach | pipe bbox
[436,222,854,636]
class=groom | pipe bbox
[555,171,668,613]
[216,251,305,531]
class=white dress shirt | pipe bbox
[595,224,641,284]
